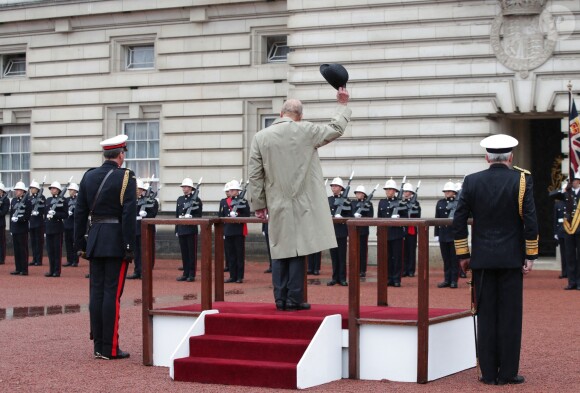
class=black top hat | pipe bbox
[320,63,349,90]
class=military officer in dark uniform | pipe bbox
[401,182,421,278]
[63,183,79,267]
[74,134,136,360]
[353,185,374,277]
[562,173,580,290]
[453,134,538,385]
[10,181,31,275]
[44,181,68,277]
[0,182,9,265]
[220,180,250,283]
[219,182,231,272]
[378,179,406,287]
[553,186,567,279]
[175,178,201,282]
[435,181,459,288]
[307,252,322,275]
[327,177,352,286]
[28,180,45,266]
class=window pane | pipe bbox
[12,154,20,170]
[125,123,136,140]
[21,153,30,170]
[149,122,159,139]
[151,161,159,179]
[1,154,10,170]
[136,141,147,158]
[135,123,148,140]
[11,137,20,152]
[126,142,136,159]
[136,160,148,177]
[127,45,154,69]
[21,136,30,152]
[148,141,159,157]
[1,137,9,151]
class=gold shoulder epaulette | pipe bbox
[513,166,531,175]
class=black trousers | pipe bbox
[557,236,567,277]
[272,256,306,305]
[387,239,403,283]
[330,237,347,282]
[473,268,523,382]
[403,235,417,276]
[307,252,321,273]
[46,232,63,276]
[64,229,78,265]
[12,232,28,273]
[89,257,128,358]
[30,226,44,264]
[134,235,142,275]
[359,234,369,274]
[440,241,458,283]
[225,235,244,281]
[178,234,197,278]
[0,229,5,264]
[564,233,580,286]
[264,233,272,270]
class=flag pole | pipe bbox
[569,81,573,181]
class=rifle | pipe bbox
[230,179,249,215]
[12,187,30,222]
[354,184,379,217]
[334,171,354,217]
[391,176,407,218]
[47,176,73,219]
[446,176,465,218]
[182,177,202,217]
[405,180,421,217]
[31,176,47,216]
[139,175,162,215]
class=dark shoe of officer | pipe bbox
[360,272,366,278]
[127,273,141,280]
[387,281,394,287]
[402,273,409,277]
[327,280,337,286]
[97,349,130,360]
[176,276,188,282]
[236,279,243,284]
[479,377,497,385]
[450,281,458,289]
[264,268,272,273]
[459,272,467,278]
[53,273,60,277]
[186,276,195,282]
[178,266,184,271]
[224,267,229,272]
[20,271,28,276]
[85,274,90,278]
[62,262,74,267]
[285,302,311,311]
[408,273,415,277]
[564,284,577,290]
[313,270,320,275]
[497,375,525,385]
[275,301,285,311]
[10,271,21,275]
[307,270,314,275]
[437,281,450,288]
[44,272,54,277]
[224,278,236,283]
[339,281,348,286]
[558,274,567,279]
[72,263,78,267]
[393,282,401,287]
[28,262,36,266]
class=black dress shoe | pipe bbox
[224,278,236,283]
[327,280,337,286]
[62,262,73,267]
[275,301,285,311]
[97,350,130,360]
[307,270,314,275]
[339,281,348,286]
[558,274,567,279]
[450,281,458,288]
[186,276,195,282]
[459,272,467,278]
[564,284,577,290]
[437,282,450,288]
[236,279,243,283]
[393,282,401,287]
[72,263,78,267]
[497,375,525,385]
[28,262,36,266]
[408,273,415,277]
[176,276,187,282]
[402,273,409,277]
[85,274,90,278]
[479,377,497,385]
[360,272,366,278]
[53,273,60,277]
[313,270,320,275]
[178,266,184,271]
[224,267,229,272]
[45,272,53,277]
[127,273,141,280]
[286,302,311,311]
[10,271,21,275]
[264,268,272,273]
[20,271,28,276]
[387,281,394,287]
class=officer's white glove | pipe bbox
[554,234,558,240]
[139,210,147,218]
[334,214,343,218]
[434,236,439,242]
[184,214,192,219]
[68,210,73,216]
[136,216,142,221]
[354,213,362,218]
[392,214,400,218]
[31,211,39,216]
[11,216,18,222]
[47,210,55,218]
[230,211,237,217]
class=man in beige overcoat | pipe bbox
[248,87,351,311]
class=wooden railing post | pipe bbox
[213,221,225,302]
[347,222,361,380]
[200,220,213,311]
[142,219,154,366]
[376,226,389,306]
[417,224,430,383]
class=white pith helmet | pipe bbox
[229,180,243,191]
[0,182,5,192]
[143,183,150,189]
[354,185,367,196]
[330,177,344,188]
[49,181,62,190]
[402,183,414,192]
[13,181,27,191]
[442,181,456,192]
[383,178,398,191]
[68,183,79,192]
[137,179,145,189]
[455,182,463,192]
[181,178,194,188]
[223,182,231,192]
[29,180,40,189]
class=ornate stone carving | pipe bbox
[491,1,557,78]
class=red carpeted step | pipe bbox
[203,313,322,340]
[174,356,297,389]
[188,334,310,363]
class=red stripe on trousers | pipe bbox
[111,260,128,357]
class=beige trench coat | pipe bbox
[248,105,352,259]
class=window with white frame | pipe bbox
[261,115,277,129]
[123,121,159,179]
[0,125,30,187]
[1,53,26,78]
[125,45,154,70]
[266,36,289,63]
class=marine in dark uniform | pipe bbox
[353,185,374,277]
[0,182,9,265]
[453,134,538,385]
[219,182,231,272]
[562,175,580,289]
[327,177,352,286]
[377,179,406,287]
[63,183,79,267]
[28,180,46,266]
[175,178,201,282]
[553,197,567,279]
[9,181,31,275]
[401,182,421,278]
[74,134,136,360]
[435,182,459,288]
[220,180,250,283]
[44,181,68,277]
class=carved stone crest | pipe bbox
[491,0,557,78]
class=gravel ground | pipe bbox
[0,257,578,392]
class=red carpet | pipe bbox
[173,313,323,389]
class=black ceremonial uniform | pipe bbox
[453,164,538,384]
[307,252,322,275]
[328,195,352,284]
[377,197,406,286]
[403,199,421,277]
[353,199,374,276]
[175,193,201,280]
[563,188,580,289]
[435,197,459,286]
[44,195,68,277]
[74,160,136,359]
[28,192,46,266]
[10,196,32,274]
[220,196,250,283]
[0,193,9,264]
[553,200,567,279]
[63,195,79,266]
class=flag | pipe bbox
[570,98,580,173]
